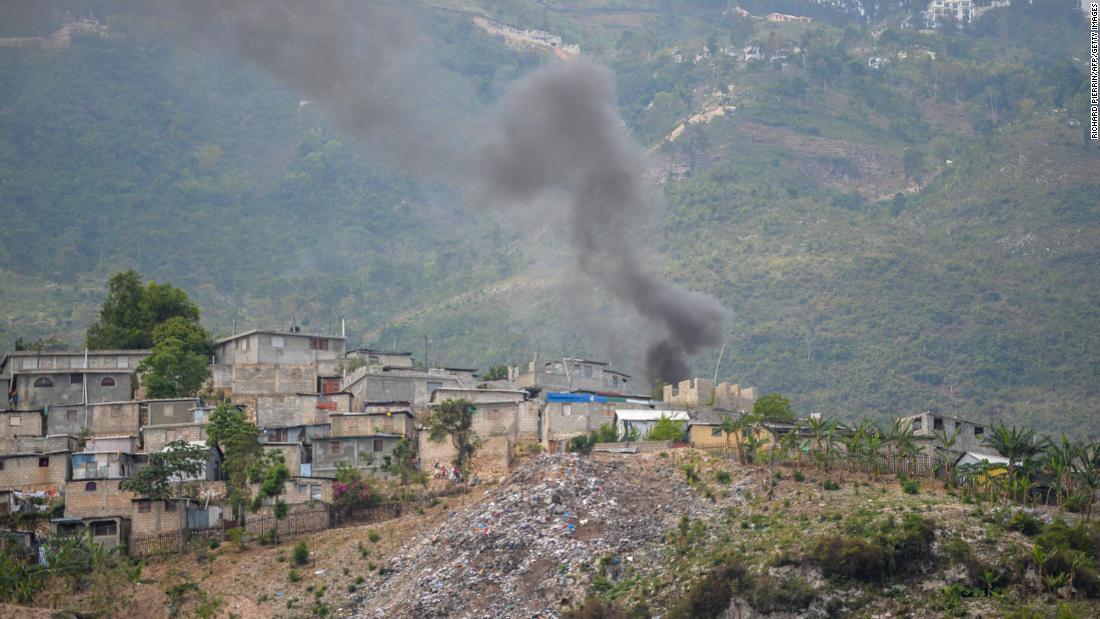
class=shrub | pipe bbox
[792,470,805,482]
[563,597,631,619]
[888,514,937,574]
[745,573,815,614]
[568,433,596,454]
[812,537,888,581]
[226,527,246,551]
[288,569,301,582]
[368,530,380,543]
[715,471,732,484]
[1008,511,1043,537]
[902,480,919,495]
[821,480,840,491]
[667,557,746,619]
[646,417,685,441]
[293,541,309,565]
[354,576,365,585]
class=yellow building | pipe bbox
[687,422,782,452]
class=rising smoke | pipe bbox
[145,1,727,382]
[474,61,726,381]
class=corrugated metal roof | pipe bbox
[614,410,690,422]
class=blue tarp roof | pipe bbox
[546,392,608,403]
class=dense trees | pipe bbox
[86,271,200,350]
[84,270,212,398]
[425,399,479,477]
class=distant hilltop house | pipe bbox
[766,12,813,23]
[664,378,757,413]
[924,0,975,27]
[472,16,580,60]
[0,19,113,50]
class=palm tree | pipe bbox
[842,422,867,473]
[804,417,835,470]
[889,419,919,476]
[934,426,961,485]
[1042,434,1076,509]
[864,424,885,480]
[1072,443,1100,520]
[718,417,737,459]
[985,423,1040,502]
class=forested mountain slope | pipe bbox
[0,1,1096,436]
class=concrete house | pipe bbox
[163,442,222,482]
[263,441,309,477]
[540,392,676,452]
[340,366,473,412]
[614,410,690,441]
[345,348,415,368]
[141,400,214,453]
[900,411,996,456]
[664,378,757,412]
[211,328,347,396]
[311,434,404,478]
[63,479,136,519]
[0,409,47,453]
[53,515,130,550]
[253,392,352,429]
[11,434,79,454]
[0,451,70,491]
[330,411,415,439]
[515,358,630,395]
[45,399,141,437]
[417,390,541,476]
[145,398,204,426]
[1,350,146,411]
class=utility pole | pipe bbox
[422,336,429,369]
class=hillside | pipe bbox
[0,2,1097,436]
[9,451,1100,617]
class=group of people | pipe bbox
[431,462,479,486]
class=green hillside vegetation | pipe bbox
[0,2,1096,436]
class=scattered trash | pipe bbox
[351,452,737,618]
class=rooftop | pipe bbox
[214,329,347,345]
[615,410,690,422]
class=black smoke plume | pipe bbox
[144,2,726,382]
[474,61,726,381]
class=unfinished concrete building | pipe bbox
[340,366,475,413]
[211,329,347,398]
[515,358,631,395]
[663,378,757,412]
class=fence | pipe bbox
[127,493,451,559]
[697,446,940,478]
